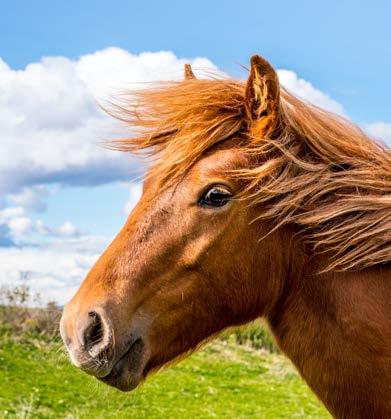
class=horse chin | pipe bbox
[99,338,147,392]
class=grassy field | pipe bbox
[0,335,329,418]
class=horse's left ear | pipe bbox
[245,55,280,135]
[184,64,196,80]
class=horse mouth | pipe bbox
[99,337,146,391]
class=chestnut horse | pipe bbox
[61,55,391,418]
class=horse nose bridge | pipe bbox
[84,230,133,288]
[60,239,131,346]
[60,223,138,376]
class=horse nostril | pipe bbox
[62,307,114,377]
[84,311,104,351]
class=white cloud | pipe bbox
[0,206,82,243]
[76,49,219,99]
[0,48,219,198]
[35,219,51,236]
[7,185,50,212]
[366,122,391,146]
[123,182,143,214]
[58,221,80,237]
[277,69,345,115]
[0,244,104,304]
[0,207,30,239]
[7,216,33,237]
[0,207,25,219]
[0,233,110,304]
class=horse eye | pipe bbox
[198,186,232,208]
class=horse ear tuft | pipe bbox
[184,64,196,80]
[245,55,280,135]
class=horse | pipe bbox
[60,55,391,418]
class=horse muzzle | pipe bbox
[60,305,148,390]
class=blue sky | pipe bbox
[0,1,390,302]
[2,0,390,121]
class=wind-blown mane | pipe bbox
[109,78,391,271]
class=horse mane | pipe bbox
[109,78,391,272]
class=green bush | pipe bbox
[0,283,61,340]
[220,320,277,352]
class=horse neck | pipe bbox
[265,250,391,418]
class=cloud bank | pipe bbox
[0,48,220,199]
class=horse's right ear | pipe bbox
[184,64,196,80]
[245,55,280,136]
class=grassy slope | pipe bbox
[0,337,329,418]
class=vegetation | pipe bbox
[0,274,61,340]
[0,283,329,418]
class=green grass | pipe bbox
[0,336,329,418]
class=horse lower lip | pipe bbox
[100,338,144,390]
[112,338,142,373]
